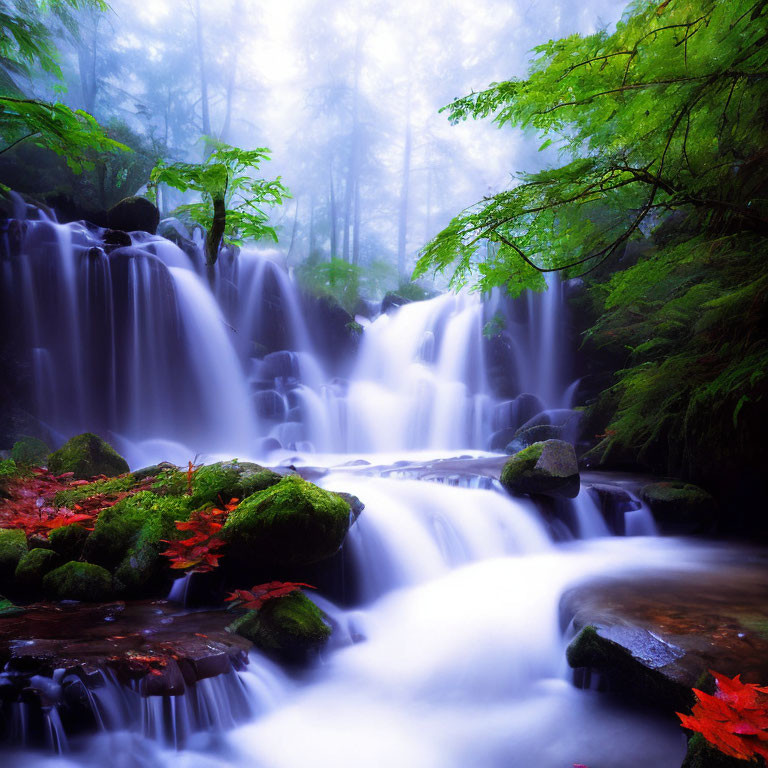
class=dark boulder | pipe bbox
[106,196,160,234]
[47,433,129,480]
[640,481,717,534]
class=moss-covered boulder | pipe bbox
[640,481,717,534]
[11,436,49,466]
[14,547,62,591]
[500,440,580,499]
[222,475,351,569]
[48,523,90,562]
[43,561,112,601]
[153,460,282,506]
[227,592,331,661]
[83,491,189,595]
[0,528,28,583]
[47,433,129,480]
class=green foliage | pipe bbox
[53,474,135,509]
[149,140,289,261]
[415,0,768,294]
[586,231,768,482]
[11,436,49,466]
[296,257,397,313]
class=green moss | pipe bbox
[222,474,351,568]
[11,436,49,466]
[501,440,579,498]
[0,595,24,617]
[681,734,752,768]
[48,523,90,562]
[345,320,363,335]
[43,561,112,601]
[0,528,28,583]
[53,474,136,508]
[640,482,717,533]
[84,491,191,594]
[14,547,62,590]
[227,592,331,655]
[153,461,282,507]
[0,458,29,487]
[47,433,129,479]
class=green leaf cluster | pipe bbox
[415,0,768,294]
[149,139,289,248]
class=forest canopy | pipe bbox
[415,0,768,296]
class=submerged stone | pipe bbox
[222,474,351,569]
[47,433,129,480]
[500,440,579,498]
[43,561,113,601]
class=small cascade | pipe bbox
[2,206,580,463]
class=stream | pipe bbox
[0,205,728,766]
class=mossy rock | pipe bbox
[53,474,136,508]
[14,548,62,591]
[640,481,717,534]
[227,592,331,660]
[681,734,753,768]
[107,195,160,234]
[0,595,24,617]
[43,561,112,601]
[47,433,129,480]
[566,625,691,711]
[11,436,49,466]
[500,440,580,499]
[84,491,190,595]
[0,528,28,584]
[222,474,351,569]
[48,524,90,562]
[153,460,282,506]
[0,458,28,490]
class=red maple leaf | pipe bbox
[225,581,316,611]
[160,504,234,573]
[677,670,768,762]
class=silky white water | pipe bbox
[3,210,697,766]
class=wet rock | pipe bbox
[227,592,331,663]
[500,440,580,499]
[106,196,159,234]
[562,566,768,713]
[10,436,49,466]
[222,474,351,569]
[47,433,129,480]
[102,229,131,250]
[505,424,564,454]
[492,394,545,432]
[586,482,639,535]
[254,389,287,420]
[43,562,113,602]
[640,481,717,534]
[334,491,365,521]
[261,350,298,380]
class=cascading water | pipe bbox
[3,206,692,767]
[2,204,577,463]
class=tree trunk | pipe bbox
[353,174,361,265]
[288,198,300,259]
[342,25,362,263]
[205,191,227,266]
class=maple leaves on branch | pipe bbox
[160,499,238,573]
[225,582,316,611]
[678,670,768,763]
